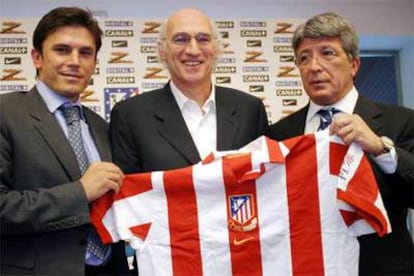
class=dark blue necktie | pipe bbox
[60,104,111,266]
[317,108,339,131]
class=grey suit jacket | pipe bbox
[0,87,125,275]
[110,83,269,174]
[269,95,414,275]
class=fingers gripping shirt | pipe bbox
[91,132,390,276]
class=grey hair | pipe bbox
[292,12,359,61]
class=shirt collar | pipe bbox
[307,86,359,122]
[169,80,216,111]
[36,80,84,117]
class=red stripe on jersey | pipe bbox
[90,173,154,243]
[285,135,324,276]
[224,154,263,276]
[116,173,153,200]
[163,167,203,275]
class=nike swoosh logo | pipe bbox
[112,41,127,47]
[247,41,260,47]
[5,58,20,64]
[250,86,263,92]
[233,237,254,246]
[216,78,230,84]
[280,56,294,62]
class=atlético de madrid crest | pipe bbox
[228,194,257,232]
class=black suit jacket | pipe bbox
[269,95,414,275]
[110,83,269,174]
[0,87,128,275]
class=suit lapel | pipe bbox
[28,88,81,179]
[215,86,238,150]
[353,95,382,133]
[155,84,201,164]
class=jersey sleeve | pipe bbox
[334,140,391,237]
[91,172,156,249]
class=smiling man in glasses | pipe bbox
[110,8,268,174]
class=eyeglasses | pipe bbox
[296,47,339,67]
[169,32,215,47]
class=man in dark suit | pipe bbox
[0,7,128,275]
[269,12,413,275]
[110,8,269,174]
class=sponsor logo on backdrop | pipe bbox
[282,99,298,106]
[242,66,269,72]
[140,45,157,53]
[273,37,292,44]
[249,85,264,93]
[144,67,168,79]
[105,21,133,27]
[142,82,166,90]
[107,76,135,84]
[222,42,234,54]
[240,30,267,37]
[104,87,139,119]
[1,69,25,81]
[106,67,135,74]
[214,66,236,74]
[105,30,133,37]
[220,31,229,39]
[273,45,293,53]
[240,21,267,27]
[243,75,269,82]
[0,38,27,44]
[142,22,161,33]
[4,57,21,65]
[274,22,294,34]
[215,21,235,28]
[140,37,158,44]
[216,76,231,84]
[0,21,25,34]
[108,52,133,64]
[80,89,99,102]
[277,66,299,77]
[276,89,302,96]
[246,40,262,47]
[217,57,236,64]
[275,80,302,87]
[94,67,100,75]
[279,55,295,62]
[147,56,158,63]
[244,51,267,62]
[0,47,27,54]
[111,40,128,48]
[88,78,94,86]
[0,84,28,91]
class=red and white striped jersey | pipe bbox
[91,131,390,276]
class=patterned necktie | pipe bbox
[317,107,339,131]
[60,104,111,266]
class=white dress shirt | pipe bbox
[170,81,217,159]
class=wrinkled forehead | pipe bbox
[166,11,213,37]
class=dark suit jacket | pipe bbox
[269,95,414,275]
[0,87,128,275]
[110,83,269,174]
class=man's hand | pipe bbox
[80,162,124,202]
[330,113,383,155]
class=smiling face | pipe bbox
[159,8,219,92]
[31,26,97,102]
[296,37,360,105]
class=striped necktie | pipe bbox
[317,108,339,131]
[60,104,111,266]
